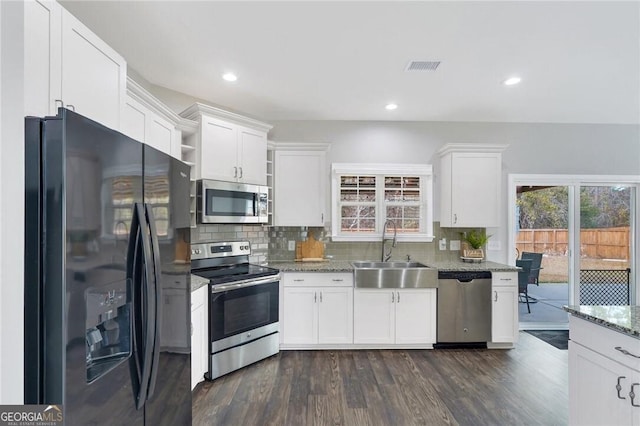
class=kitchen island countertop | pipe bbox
[564,305,640,339]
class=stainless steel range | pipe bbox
[191,241,280,380]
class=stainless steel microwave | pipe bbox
[197,179,268,224]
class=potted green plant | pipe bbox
[461,230,491,260]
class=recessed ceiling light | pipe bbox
[385,103,398,111]
[222,72,238,82]
[503,76,521,86]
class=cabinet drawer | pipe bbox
[570,316,640,371]
[492,272,517,287]
[283,272,353,287]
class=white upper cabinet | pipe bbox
[180,103,272,186]
[24,1,126,131]
[24,0,61,117]
[121,78,184,159]
[439,144,507,228]
[60,8,126,130]
[274,144,328,226]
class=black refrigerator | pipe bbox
[24,108,192,425]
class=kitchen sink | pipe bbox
[351,261,428,269]
[351,261,438,289]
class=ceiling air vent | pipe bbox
[406,61,441,71]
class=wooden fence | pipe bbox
[516,227,630,260]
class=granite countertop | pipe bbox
[426,260,519,272]
[268,259,518,273]
[191,274,209,292]
[267,260,354,272]
[564,305,640,339]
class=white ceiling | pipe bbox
[60,1,640,124]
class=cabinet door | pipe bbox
[190,303,204,390]
[201,117,237,182]
[450,153,500,227]
[354,290,394,344]
[491,285,518,343]
[121,96,147,142]
[147,114,174,157]
[274,150,326,226]
[569,341,637,426]
[317,287,353,344]
[238,126,267,185]
[395,289,436,344]
[61,9,126,130]
[24,0,61,117]
[283,288,318,344]
[161,288,189,349]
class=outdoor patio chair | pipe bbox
[517,259,533,313]
[521,251,543,286]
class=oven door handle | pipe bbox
[211,275,280,294]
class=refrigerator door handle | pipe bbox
[127,203,144,409]
[144,203,162,400]
[129,202,157,410]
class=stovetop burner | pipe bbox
[190,240,279,286]
[194,263,279,285]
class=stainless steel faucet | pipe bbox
[381,219,397,261]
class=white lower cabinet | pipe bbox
[191,284,208,390]
[353,289,437,346]
[282,273,353,347]
[490,272,518,344]
[569,316,640,425]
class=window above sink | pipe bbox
[331,163,434,242]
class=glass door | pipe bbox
[510,175,638,331]
[516,185,571,328]
[577,186,633,306]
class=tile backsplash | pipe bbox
[192,224,269,265]
[192,222,484,265]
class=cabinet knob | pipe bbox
[616,376,627,400]
[630,383,640,407]
[239,167,243,178]
[234,166,238,178]
[494,291,498,302]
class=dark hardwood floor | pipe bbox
[193,332,568,426]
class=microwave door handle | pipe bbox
[254,193,259,217]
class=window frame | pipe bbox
[331,163,434,242]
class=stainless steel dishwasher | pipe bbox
[437,270,492,344]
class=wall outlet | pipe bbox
[450,240,461,251]
[438,238,447,251]
[288,240,296,251]
[488,240,501,251]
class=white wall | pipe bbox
[269,120,640,263]
[1,0,25,404]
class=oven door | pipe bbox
[209,276,279,350]
[198,179,267,224]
